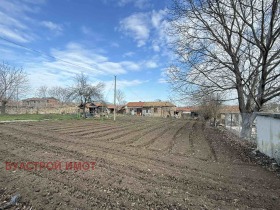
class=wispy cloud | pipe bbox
[81,25,93,35]
[44,42,139,75]
[0,10,32,43]
[102,0,151,9]
[41,21,63,34]
[158,68,169,84]
[0,0,44,43]
[118,9,168,50]
[123,52,135,57]
[101,79,149,102]
[144,60,158,68]
[22,42,143,84]
[119,13,150,47]
[117,0,151,9]
[112,79,148,88]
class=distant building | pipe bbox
[175,106,199,118]
[217,105,240,126]
[22,97,59,108]
[126,101,176,117]
[78,102,107,115]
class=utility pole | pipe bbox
[114,75,116,121]
[16,87,19,114]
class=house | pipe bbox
[22,97,59,108]
[79,102,108,115]
[107,104,115,114]
[126,102,145,116]
[107,104,126,114]
[218,105,240,125]
[126,101,176,117]
[175,106,198,118]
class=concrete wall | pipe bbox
[256,113,280,164]
[4,106,78,115]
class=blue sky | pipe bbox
[0,0,176,104]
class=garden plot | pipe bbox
[0,116,280,209]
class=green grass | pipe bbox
[0,113,80,121]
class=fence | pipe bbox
[217,112,257,141]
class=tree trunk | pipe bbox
[240,112,256,139]
[1,101,7,114]
[83,105,86,118]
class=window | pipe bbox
[154,108,158,113]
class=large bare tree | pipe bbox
[168,0,280,138]
[36,85,49,98]
[68,73,104,118]
[48,86,70,105]
[0,63,28,114]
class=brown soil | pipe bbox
[0,117,279,210]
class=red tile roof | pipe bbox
[143,102,175,107]
[107,104,116,109]
[220,105,240,113]
[126,101,176,107]
[94,102,107,107]
[126,102,145,107]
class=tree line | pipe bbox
[0,62,127,118]
[0,63,104,117]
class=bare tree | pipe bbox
[36,85,49,98]
[168,0,280,138]
[116,89,126,111]
[68,73,104,118]
[0,63,28,114]
[48,86,70,105]
[193,91,223,126]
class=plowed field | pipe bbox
[0,117,279,209]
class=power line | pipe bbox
[122,85,145,102]
[0,35,98,72]
[104,81,114,102]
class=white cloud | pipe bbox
[0,11,27,30]
[123,52,135,57]
[110,42,120,48]
[118,9,168,51]
[151,10,166,28]
[158,78,168,84]
[120,61,140,71]
[117,0,151,9]
[0,0,44,43]
[41,21,63,33]
[23,42,143,84]
[102,0,151,9]
[0,10,31,43]
[0,25,31,43]
[81,25,93,35]
[116,79,148,88]
[0,0,42,15]
[119,13,150,47]
[96,79,149,103]
[144,60,158,68]
[157,68,169,84]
